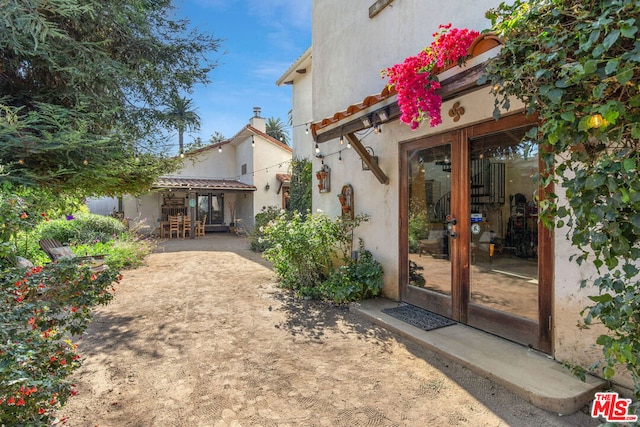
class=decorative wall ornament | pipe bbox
[338,184,354,220]
[448,101,465,122]
[316,164,331,193]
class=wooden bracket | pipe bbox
[345,133,389,185]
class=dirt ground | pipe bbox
[57,234,596,426]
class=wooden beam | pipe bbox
[369,0,394,18]
[315,64,488,144]
[316,103,401,144]
[345,133,389,185]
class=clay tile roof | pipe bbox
[276,173,291,183]
[153,177,256,191]
[310,33,502,139]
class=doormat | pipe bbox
[381,304,456,331]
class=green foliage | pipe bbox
[250,206,282,252]
[72,233,156,271]
[37,213,127,245]
[0,0,221,196]
[262,211,380,302]
[288,158,312,214]
[0,260,120,424]
[0,184,85,266]
[320,240,384,304]
[265,117,290,146]
[163,94,201,156]
[408,202,430,253]
[484,0,640,400]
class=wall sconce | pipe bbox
[361,116,372,128]
[377,109,389,122]
[265,182,270,191]
[362,146,378,171]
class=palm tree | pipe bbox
[163,95,201,156]
[265,116,290,146]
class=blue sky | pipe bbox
[172,0,312,150]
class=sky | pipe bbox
[171,0,312,151]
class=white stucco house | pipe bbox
[278,0,630,406]
[112,110,292,234]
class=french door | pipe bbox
[399,113,552,353]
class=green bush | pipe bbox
[0,260,120,424]
[73,233,155,270]
[320,240,384,303]
[262,210,381,302]
[250,206,282,252]
[38,213,126,245]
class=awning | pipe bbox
[276,173,291,194]
[153,177,256,191]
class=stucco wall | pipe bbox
[291,66,315,161]
[311,0,504,121]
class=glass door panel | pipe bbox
[197,195,209,223]
[407,145,452,296]
[469,128,539,320]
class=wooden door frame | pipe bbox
[398,112,552,353]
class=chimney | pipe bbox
[249,106,266,133]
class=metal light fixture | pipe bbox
[361,116,372,128]
[361,146,378,171]
[315,143,320,154]
[377,109,389,122]
[265,182,270,191]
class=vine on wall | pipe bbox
[481,0,640,404]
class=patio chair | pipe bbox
[39,238,108,272]
[168,215,181,239]
[195,214,206,237]
[183,216,192,238]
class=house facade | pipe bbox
[120,111,292,234]
[280,0,629,390]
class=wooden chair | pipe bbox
[39,238,108,272]
[168,215,181,239]
[182,216,192,238]
[195,214,206,237]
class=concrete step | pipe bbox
[350,298,607,415]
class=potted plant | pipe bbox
[338,193,346,205]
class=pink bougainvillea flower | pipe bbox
[383,23,479,130]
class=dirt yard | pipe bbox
[58,234,596,426]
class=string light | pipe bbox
[252,136,255,147]
[218,145,222,153]
[305,124,309,134]
[339,151,342,161]
[315,143,320,154]
[339,134,344,145]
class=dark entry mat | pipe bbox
[381,304,456,331]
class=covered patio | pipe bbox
[151,177,256,236]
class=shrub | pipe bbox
[262,210,379,301]
[320,240,384,304]
[0,260,120,424]
[250,206,282,252]
[73,233,155,270]
[38,213,126,245]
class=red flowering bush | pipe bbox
[382,24,480,129]
[0,260,120,424]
